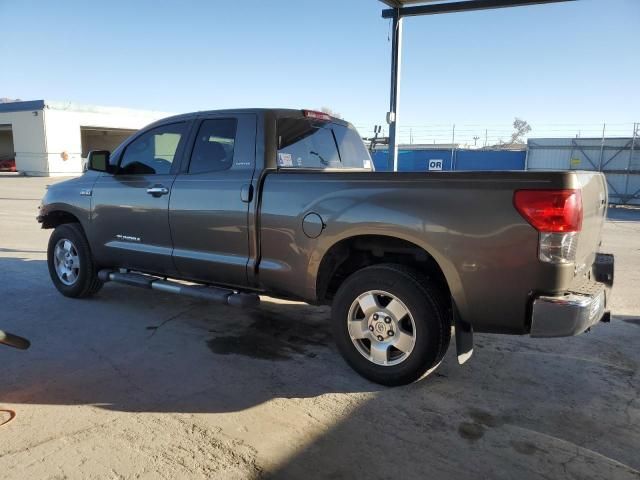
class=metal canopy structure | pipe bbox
[378,0,576,171]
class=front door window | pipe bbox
[119,123,186,175]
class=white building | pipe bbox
[0,100,171,176]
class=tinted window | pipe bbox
[277,118,371,170]
[189,119,237,173]
[333,124,373,169]
[119,123,185,175]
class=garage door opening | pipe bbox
[80,127,137,159]
[0,125,16,172]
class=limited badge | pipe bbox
[278,153,293,167]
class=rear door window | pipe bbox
[277,118,372,170]
[189,119,237,173]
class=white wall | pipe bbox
[44,105,168,176]
[0,102,171,177]
[0,110,47,175]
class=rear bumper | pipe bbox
[529,253,614,338]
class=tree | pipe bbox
[509,117,531,145]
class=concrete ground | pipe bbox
[0,174,638,480]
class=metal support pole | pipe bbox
[388,11,403,172]
[623,122,637,205]
[598,122,606,171]
[382,0,577,19]
[451,124,456,170]
[567,137,575,170]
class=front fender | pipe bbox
[38,175,97,233]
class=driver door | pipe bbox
[89,121,191,275]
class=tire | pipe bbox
[47,223,103,298]
[331,264,450,386]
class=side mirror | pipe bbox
[87,150,114,173]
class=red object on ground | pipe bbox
[0,159,16,172]
[0,409,16,428]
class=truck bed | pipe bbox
[257,169,608,334]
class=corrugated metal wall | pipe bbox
[527,137,640,205]
[370,138,638,205]
[371,149,526,172]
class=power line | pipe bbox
[355,122,638,146]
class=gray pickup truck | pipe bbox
[38,108,614,385]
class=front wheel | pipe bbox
[331,264,450,386]
[47,223,103,298]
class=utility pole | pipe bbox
[484,129,488,148]
[473,136,480,147]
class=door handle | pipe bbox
[146,186,169,197]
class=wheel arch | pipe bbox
[315,234,460,315]
[39,209,81,228]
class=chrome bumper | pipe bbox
[530,253,613,338]
[530,288,607,337]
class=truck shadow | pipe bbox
[0,256,387,414]
[0,256,638,410]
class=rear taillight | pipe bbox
[514,189,582,232]
[514,189,583,264]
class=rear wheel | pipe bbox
[47,223,102,298]
[331,264,450,386]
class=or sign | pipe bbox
[571,158,581,166]
[428,159,443,171]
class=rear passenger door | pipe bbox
[169,113,257,288]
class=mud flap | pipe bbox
[453,302,473,365]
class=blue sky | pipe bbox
[1,0,638,142]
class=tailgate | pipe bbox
[575,172,608,274]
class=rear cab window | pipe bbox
[277,117,373,171]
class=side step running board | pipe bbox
[98,270,260,308]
